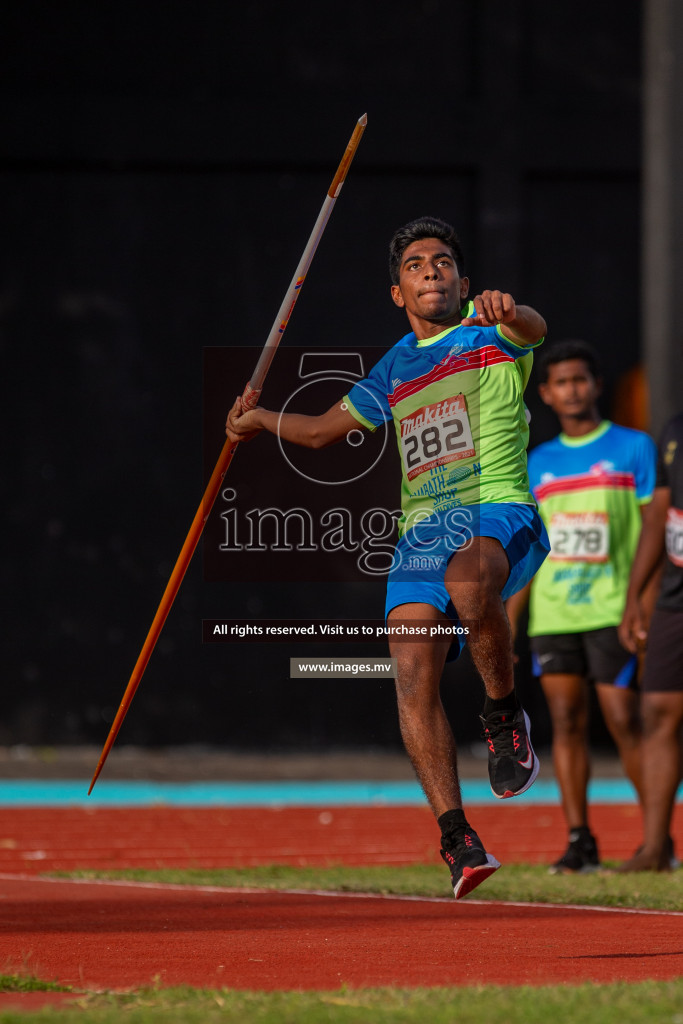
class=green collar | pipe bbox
[416,326,459,348]
[559,420,611,447]
[415,300,475,347]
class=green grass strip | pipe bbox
[1,980,683,1023]
[58,862,683,912]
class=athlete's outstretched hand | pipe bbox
[225,395,263,444]
[461,290,516,326]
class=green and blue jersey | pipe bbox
[344,311,539,538]
[527,421,657,634]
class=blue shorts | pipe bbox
[385,503,550,660]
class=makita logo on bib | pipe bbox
[400,397,465,437]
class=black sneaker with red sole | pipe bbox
[441,824,501,900]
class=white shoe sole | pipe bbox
[453,853,501,900]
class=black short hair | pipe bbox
[536,340,602,384]
[389,216,465,284]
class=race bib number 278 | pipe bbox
[548,511,610,562]
[399,395,476,481]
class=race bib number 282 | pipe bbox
[399,395,476,481]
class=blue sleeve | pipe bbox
[633,432,658,502]
[344,350,394,431]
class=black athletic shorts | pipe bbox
[641,608,683,693]
[530,626,637,688]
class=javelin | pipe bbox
[89,113,367,794]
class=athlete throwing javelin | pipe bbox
[226,217,550,898]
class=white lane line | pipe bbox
[1,872,681,917]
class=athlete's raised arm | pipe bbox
[461,290,546,348]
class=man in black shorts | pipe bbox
[618,413,683,871]
[506,341,658,872]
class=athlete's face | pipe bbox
[391,237,469,335]
[539,359,602,419]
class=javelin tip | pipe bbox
[359,113,368,126]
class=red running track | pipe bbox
[1,875,682,991]
[0,803,667,873]
[0,803,681,992]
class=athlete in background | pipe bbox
[227,217,550,899]
[618,413,683,871]
[506,341,657,872]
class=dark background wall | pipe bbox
[0,1,642,753]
